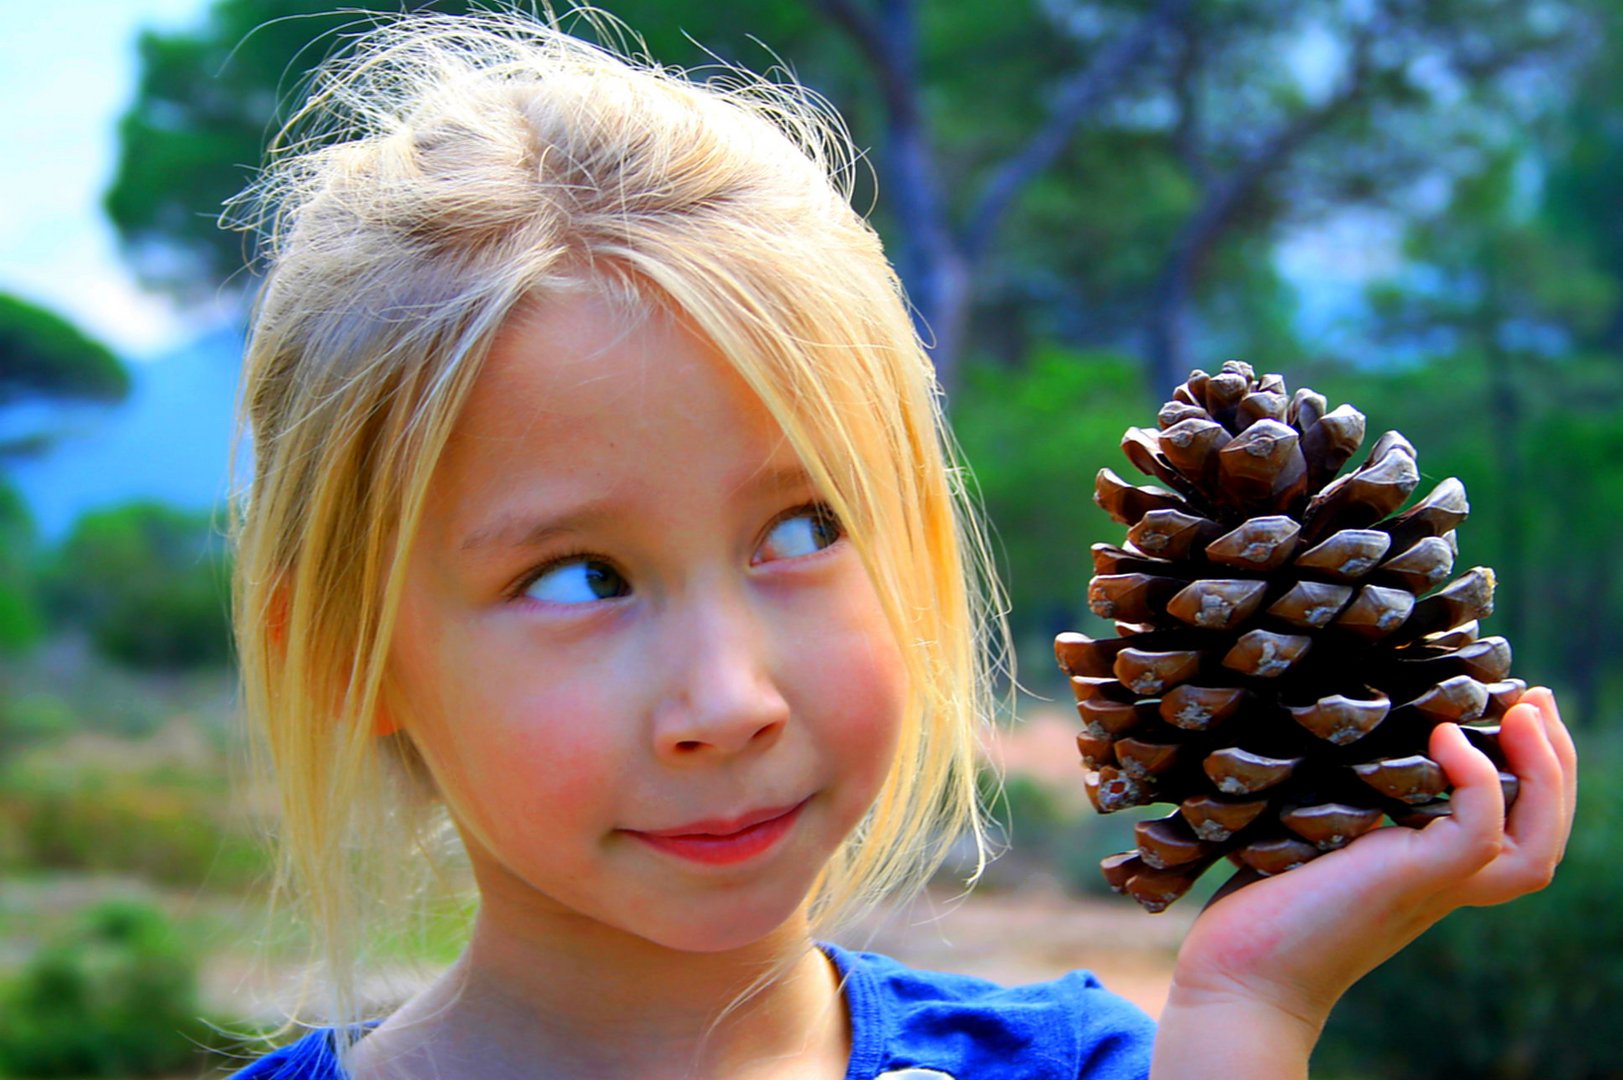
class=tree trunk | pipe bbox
[1483,343,1527,648]
[1146,260,1194,397]
[817,0,1192,394]
[1566,540,1610,729]
[917,247,973,393]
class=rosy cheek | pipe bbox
[499,686,623,822]
[823,629,908,777]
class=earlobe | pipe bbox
[267,586,289,651]
[373,706,402,738]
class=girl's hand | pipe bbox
[1150,687,1577,1078]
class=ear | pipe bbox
[268,585,289,651]
[373,704,402,738]
[272,582,401,738]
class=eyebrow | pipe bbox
[456,462,818,554]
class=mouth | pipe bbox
[625,798,810,866]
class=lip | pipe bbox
[625,798,809,866]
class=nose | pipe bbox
[651,589,790,760]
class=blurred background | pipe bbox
[2,1,1620,1077]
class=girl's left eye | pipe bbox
[753,504,844,564]
[519,557,630,605]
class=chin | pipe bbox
[620,885,819,957]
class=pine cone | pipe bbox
[1055,361,1524,912]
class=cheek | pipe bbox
[485,683,625,815]
[799,593,908,783]
[503,683,626,820]
[401,641,626,840]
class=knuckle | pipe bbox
[1497,857,1555,897]
[1522,860,1558,892]
[1462,833,1503,871]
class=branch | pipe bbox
[963,0,1194,260]
[1169,15,1208,188]
[814,0,918,124]
[815,0,971,377]
[1179,26,1377,271]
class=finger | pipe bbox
[1495,698,1572,867]
[1203,865,1265,913]
[1422,722,1505,876]
[1520,687,1577,823]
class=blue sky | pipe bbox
[1,0,217,360]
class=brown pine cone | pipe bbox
[1056,361,1523,912]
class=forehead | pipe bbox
[461,293,781,440]
[425,294,805,532]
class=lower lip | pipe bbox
[628,800,808,866]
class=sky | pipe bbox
[1,0,219,361]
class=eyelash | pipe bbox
[505,501,844,603]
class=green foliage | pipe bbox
[950,348,1152,685]
[103,0,1051,299]
[0,696,73,776]
[979,769,1068,861]
[0,480,42,655]
[109,0,1593,387]
[44,501,232,671]
[0,755,265,890]
[1314,734,1623,1079]
[106,0,539,296]
[0,293,128,413]
[0,899,206,1077]
[1543,1,1623,352]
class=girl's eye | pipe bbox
[520,557,630,605]
[754,504,844,564]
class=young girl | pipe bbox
[226,11,1577,1079]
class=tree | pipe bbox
[1543,0,1623,352]
[110,0,1591,394]
[815,0,1591,391]
[0,293,128,658]
[0,483,42,654]
[1353,138,1622,728]
[0,292,128,457]
[42,502,232,671]
[815,0,1196,390]
[105,0,488,301]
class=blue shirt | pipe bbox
[230,942,1155,1079]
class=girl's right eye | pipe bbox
[519,557,630,605]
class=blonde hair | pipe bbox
[228,6,1007,1045]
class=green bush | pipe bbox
[43,501,232,670]
[0,693,73,754]
[976,769,1070,883]
[1314,733,1623,1079]
[0,761,266,890]
[0,480,42,655]
[0,899,205,1077]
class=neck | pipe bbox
[349,870,850,1080]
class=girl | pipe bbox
[226,10,1577,1079]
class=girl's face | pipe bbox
[389,294,906,954]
